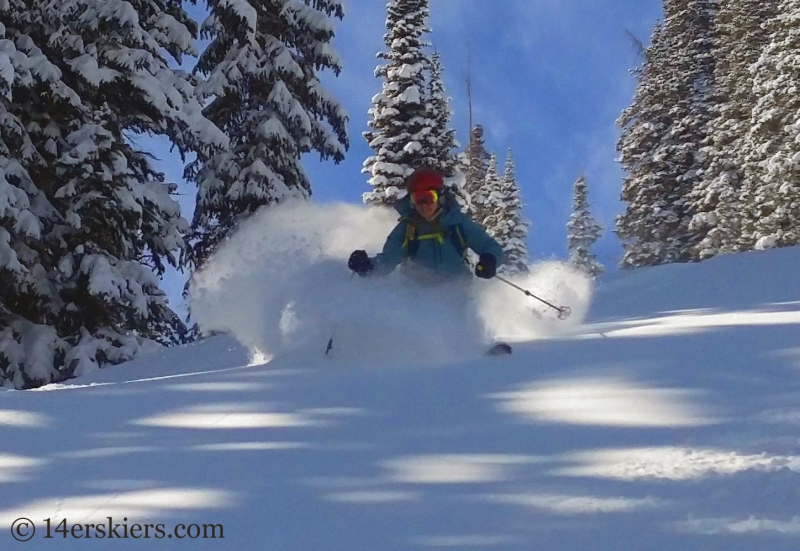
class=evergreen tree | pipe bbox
[567,174,604,278]
[422,52,466,204]
[690,0,778,259]
[498,150,529,274]
[0,4,67,387]
[363,0,431,205]
[461,124,490,223]
[53,111,190,347]
[420,53,467,207]
[0,0,216,388]
[473,152,528,274]
[472,153,499,231]
[616,22,673,268]
[48,0,227,159]
[616,0,716,268]
[740,0,800,249]
[423,53,459,177]
[189,0,349,265]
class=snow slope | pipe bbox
[2,242,800,550]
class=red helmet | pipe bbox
[406,168,444,194]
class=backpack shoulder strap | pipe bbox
[402,217,448,258]
[449,223,468,259]
[402,218,416,257]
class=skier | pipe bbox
[348,168,504,281]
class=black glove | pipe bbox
[348,250,373,275]
[475,253,497,279]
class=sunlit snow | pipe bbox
[3,218,800,550]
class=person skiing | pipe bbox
[348,167,504,281]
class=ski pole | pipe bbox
[324,327,336,355]
[325,272,356,355]
[495,275,572,320]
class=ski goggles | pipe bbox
[410,189,439,206]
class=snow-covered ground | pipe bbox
[2,207,800,550]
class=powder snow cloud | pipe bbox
[189,201,592,365]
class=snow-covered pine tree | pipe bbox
[189,0,349,265]
[363,0,432,205]
[461,124,491,223]
[616,0,716,268]
[0,3,67,388]
[423,52,465,201]
[567,174,604,278]
[498,150,529,274]
[424,53,459,173]
[616,22,673,268]
[740,0,800,250]
[472,152,528,274]
[689,0,778,260]
[49,0,228,160]
[53,111,190,350]
[1,0,209,388]
[472,153,499,231]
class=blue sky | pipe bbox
[305,0,664,265]
[146,0,664,308]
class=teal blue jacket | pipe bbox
[370,194,504,279]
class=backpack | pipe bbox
[401,217,468,260]
[400,187,469,260]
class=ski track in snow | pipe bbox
[1,207,800,550]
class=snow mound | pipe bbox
[189,201,592,365]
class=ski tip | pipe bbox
[486,342,512,356]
